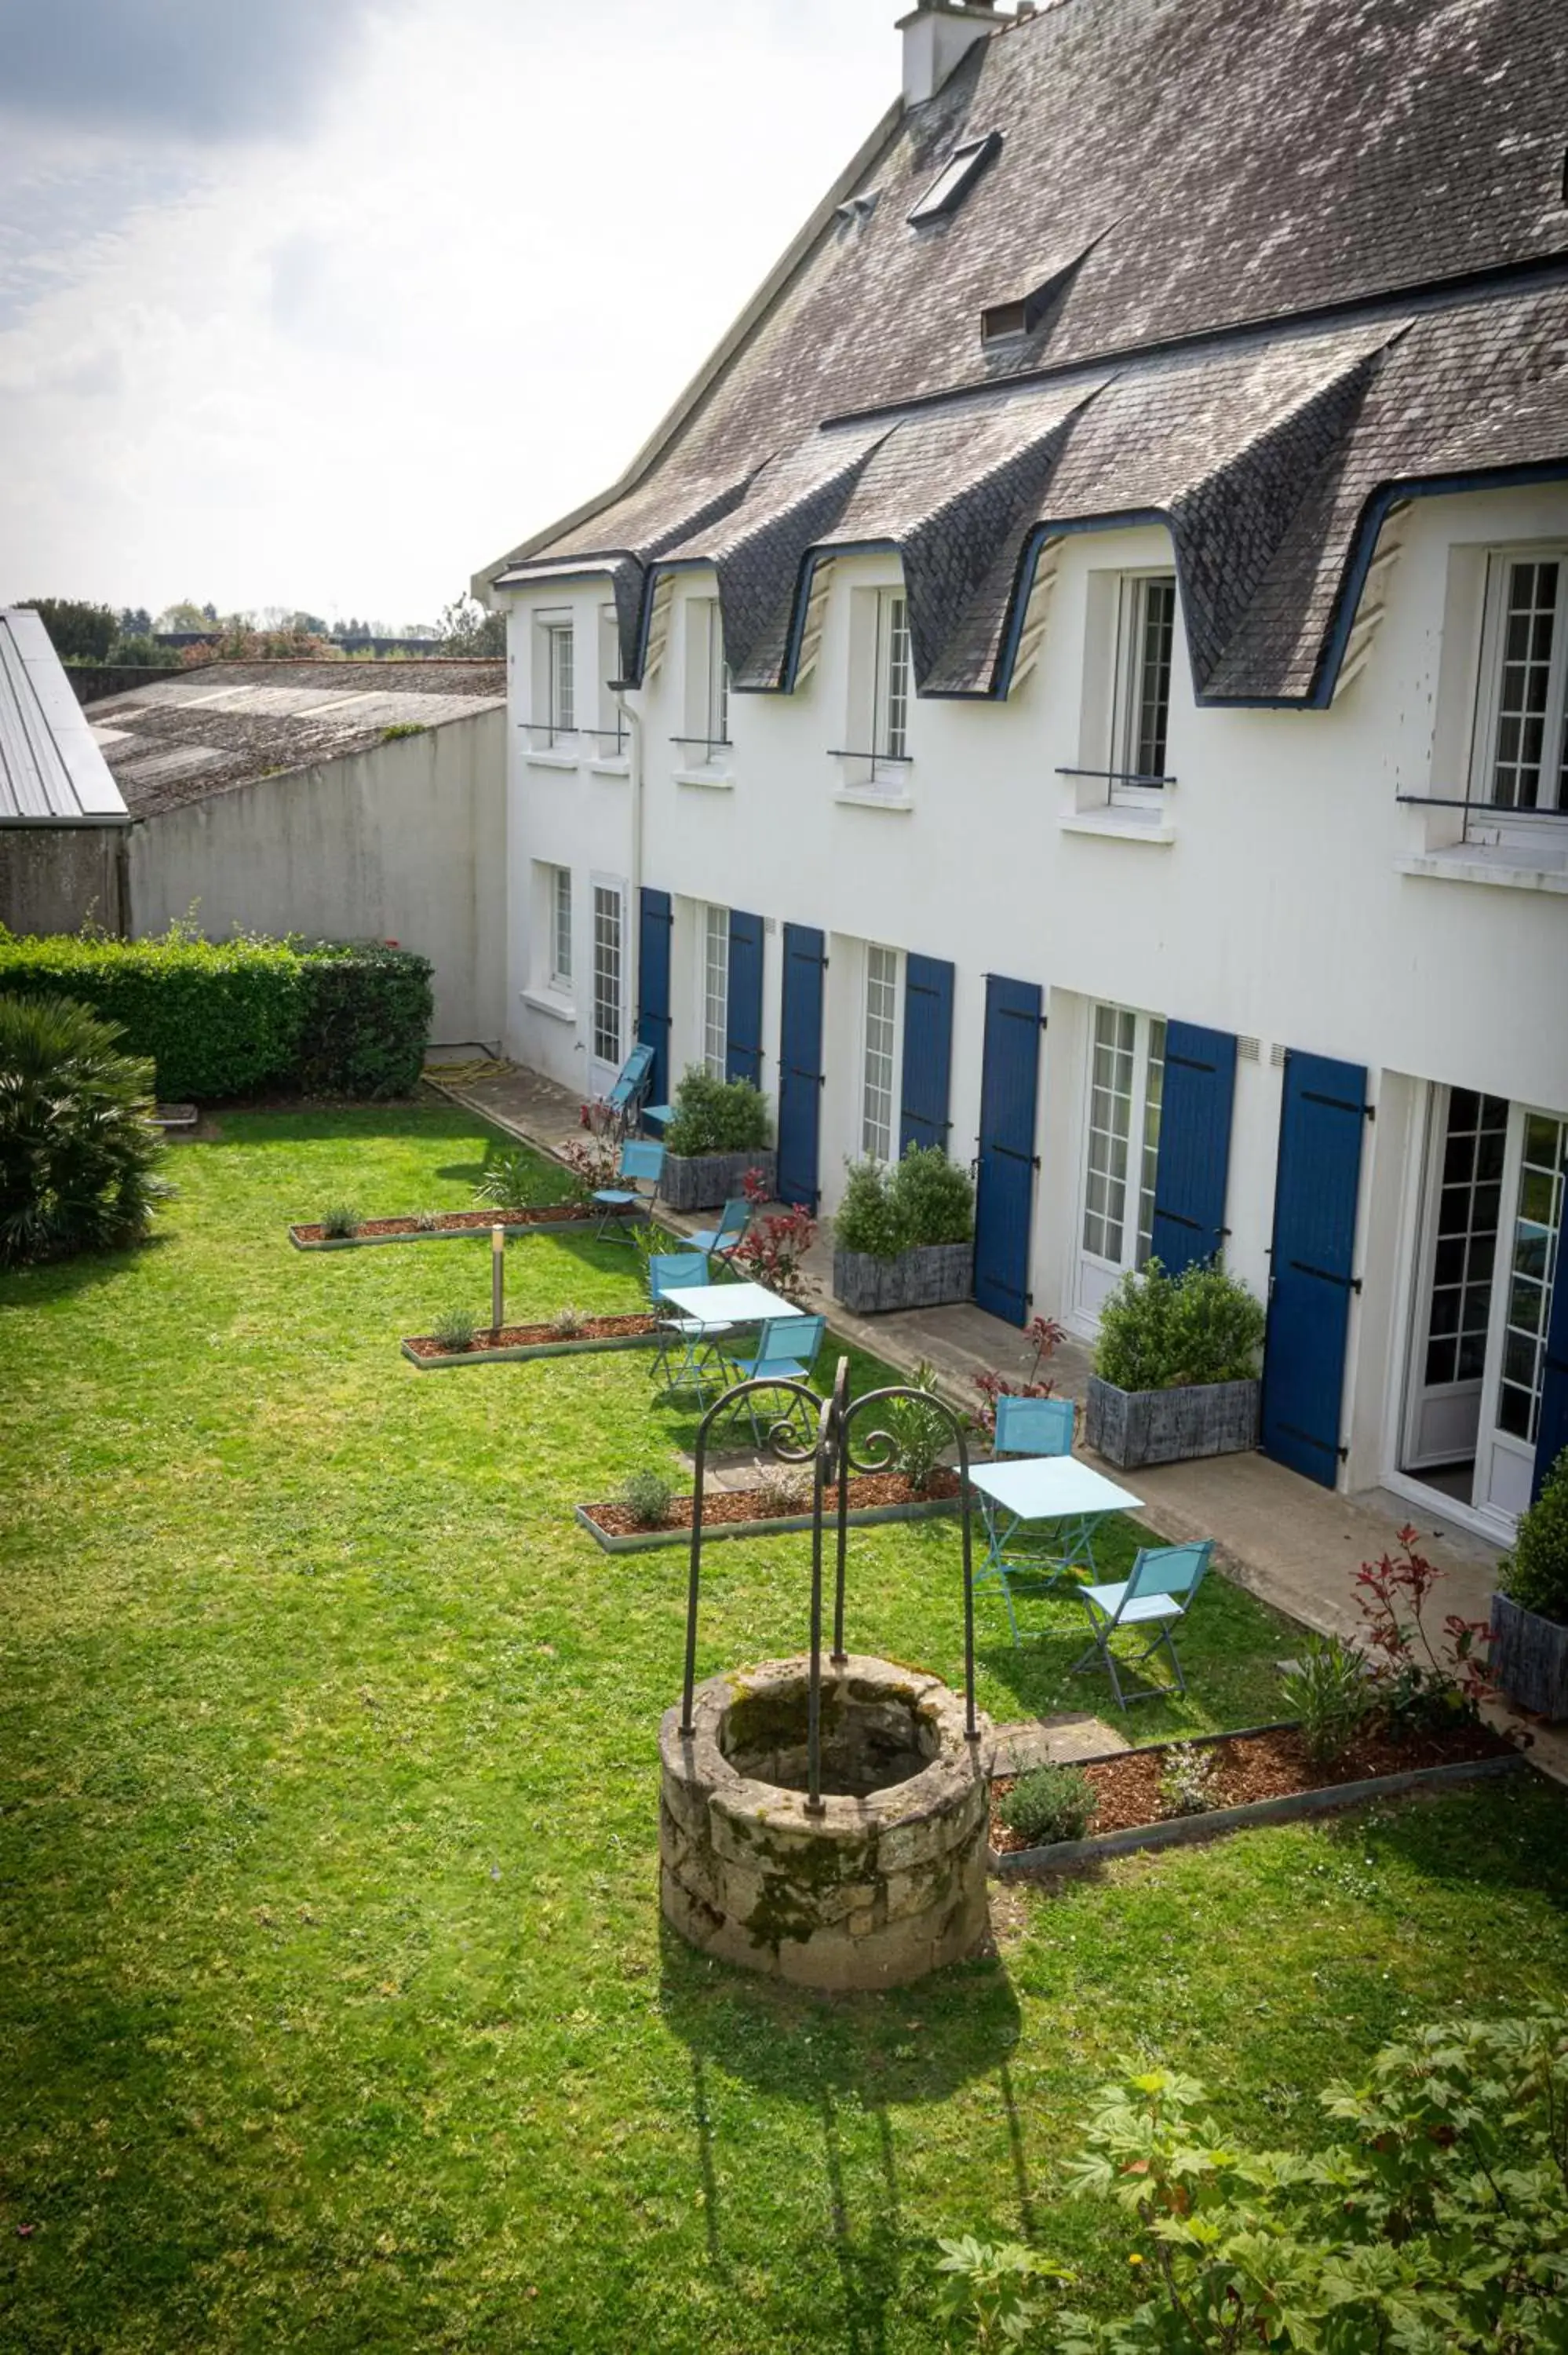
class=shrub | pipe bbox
[431,1308,476,1353]
[549,1303,587,1339]
[972,1315,1064,1438]
[622,1468,673,1529]
[319,1203,362,1239]
[1002,1763,1098,1846]
[751,1462,813,1517]
[1499,1445,1568,1626]
[1354,1524,1493,1734]
[1093,1255,1265,1393]
[0,993,171,1266]
[475,1150,544,1212]
[833,1158,903,1258]
[1281,1634,1374,1766]
[886,1363,950,1495]
[1156,1740,1222,1817]
[891,1145,973,1247]
[662,1067,771,1157]
[729,1183,815,1305]
[835,1147,975,1260]
[414,1209,440,1231]
[294,943,432,1098]
[0,926,431,1102]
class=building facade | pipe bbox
[480,0,1568,1541]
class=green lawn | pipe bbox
[2,1104,1563,2353]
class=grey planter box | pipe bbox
[833,1240,975,1315]
[659,1147,775,1214]
[1490,1591,1568,1720]
[1085,1372,1260,1469]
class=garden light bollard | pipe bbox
[491,1223,505,1331]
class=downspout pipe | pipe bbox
[615,685,645,1062]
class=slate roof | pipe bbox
[483,0,1568,707]
[88,662,506,820]
[0,609,129,827]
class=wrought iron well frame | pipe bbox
[678,1356,979,1814]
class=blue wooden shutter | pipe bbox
[1260,1050,1368,1487]
[777,924,826,1210]
[899,954,954,1156]
[725,907,764,1087]
[1533,1225,1567,1502]
[1150,1021,1238,1274]
[973,973,1043,1325]
[636,887,673,1106]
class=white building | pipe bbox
[477,0,1568,1541]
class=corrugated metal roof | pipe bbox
[0,609,129,827]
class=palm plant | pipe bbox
[0,993,172,1267]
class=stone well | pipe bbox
[659,1653,992,1991]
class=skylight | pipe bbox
[907,131,1003,228]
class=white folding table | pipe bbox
[653,1280,802,1399]
[965,1455,1143,1641]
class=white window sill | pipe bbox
[520,989,577,1023]
[1396,846,1568,894]
[673,768,735,791]
[523,749,579,772]
[833,787,913,814]
[1059,808,1175,845]
[587,757,630,779]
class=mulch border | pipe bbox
[573,1492,964,1554]
[989,1743,1529,1876]
[403,1328,661,1370]
[289,1206,636,1251]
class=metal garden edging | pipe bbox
[574,1492,961,1555]
[289,1208,633,1251]
[401,1331,659,1371]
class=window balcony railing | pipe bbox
[1397,790,1568,840]
[518,719,628,755]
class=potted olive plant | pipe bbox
[1085,1257,1266,1470]
[658,1067,775,1212]
[1490,1445,1568,1719]
[832,1147,975,1313]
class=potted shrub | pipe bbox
[1085,1257,1265,1469]
[832,1146,975,1313]
[658,1067,775,1211]
[1490,1446,1568,1719]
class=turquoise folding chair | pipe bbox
[975,1396,1079,1631]
[1070,1541,1214,1708]
[688,1196,751,1269]
[592,1138,663,1241]
[730,1315,825,1444]
[605,1043,655,1131]
[647,1249,731,1397]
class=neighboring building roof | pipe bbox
[0,608,129,827]
[483,0,1568,709]
[87,661,506,820]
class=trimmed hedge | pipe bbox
[0,929,432,1101]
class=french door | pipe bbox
[1405,1086,1565,1526]
[1076,1002,1165,1324]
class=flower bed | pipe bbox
[403,1313,660,1368]
[290,1204,625,1249]
[990,1719,1522,1871]
[577,1467,963,1552]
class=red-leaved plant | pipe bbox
[729,1167,817,1304]
[560,1099,623,1201]
[1354,1525,1495,1733]
[972,1315,1066,1439]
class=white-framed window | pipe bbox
[543,615,574,745]
[591,883,622,1068]
[1081,1002,1166,1278]
[702,904,729,1078]
[549,864,573,991]
[598,604,626,757]
[873,590,912,777]
[1112,573,1176,799]
[704,601,730,755]
[861,944,900,1161]
[1470,550,1568,817]
[681,597,731,766]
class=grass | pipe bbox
[2,1103,1563,2353]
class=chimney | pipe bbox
[899,2,1005,108]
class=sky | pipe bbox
[0,0,898,628]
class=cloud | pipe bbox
[0,0,395,141]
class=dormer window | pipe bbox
[907,131,1002,228]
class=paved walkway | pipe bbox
[425,1059,1563,1784]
